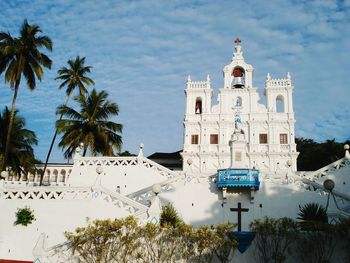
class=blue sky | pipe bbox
[0,0,349,162]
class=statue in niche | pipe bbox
[235,113,242,130]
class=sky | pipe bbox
[0,0,349,163]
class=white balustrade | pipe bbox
[266,78,291,88]
[187,80,211,89]
[280,144,290,151]
[1,164,73,186]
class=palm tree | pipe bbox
[41,56,94,185]
[0,107,37,178]
[297,202,328,230]
[0,19,52,171]
[56,88,122,158]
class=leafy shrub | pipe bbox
[66,216,237,263]
[293,224,336,263]
[250,217,299,263]
[14,206,35,226]
[335,218,350,262]
[159,203,183,227]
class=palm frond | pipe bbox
[56,89,122,158]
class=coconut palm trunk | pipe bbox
[90,140,94,157]
[40,95,70,185]
[40,56,94,185]
[2,80,20,171]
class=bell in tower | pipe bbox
[231,38,245,88]
[232,66,245,88]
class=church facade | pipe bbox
[1,40,350,262]
[182,39,299,175]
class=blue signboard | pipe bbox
[217,168,260,190]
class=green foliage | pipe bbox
[293,224,336,263]
[250,217,299,263]
[159,203,183,227]
[42,55,94,173]
[66,216,237,263]
[138,222,186,262]
[118,150,136,157]
[190,225,217,262]
[56,56,94,97]
[335,218,350,262]
[0,107,37,177]
[0,19,52,170]
[213,223,237,263]
[0,20,52,89]
[65,216,140,263]
[297,202,328,230]
[296,137,349,171]
[14,206,35,226]
[56,88,123,158]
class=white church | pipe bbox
[0,40,349,262]
[183,38,298,175]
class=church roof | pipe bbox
[147,150,182,160]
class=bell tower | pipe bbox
[265,72,294,113]
[223,38,254,90]
[184,75,212,116]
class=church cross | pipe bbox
[230,202,249,232]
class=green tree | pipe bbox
[41,56,94,185]
[118,150,136,157]
[56,88,122,158]
[296,137,348,171]
[0,19,52,171]
[0,107,37,178]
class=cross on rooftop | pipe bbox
[230,202,249,232]
[234,37,241,45]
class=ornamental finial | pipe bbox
[233,37,243,60]
[266,73,271,81]
[138,143,144,157]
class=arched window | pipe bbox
[59,170,66,183]
[235,97,242,107]
[195,97,202,114]
[276,95,285,112]
[52,169,58,182]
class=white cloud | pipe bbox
[0,0,349,162]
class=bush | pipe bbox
[335,218,350,262]
[293,224,336,263]
[65,216,237,263]
[159,203,183,227]
[14,206,35,226]
[250,217,298,263]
